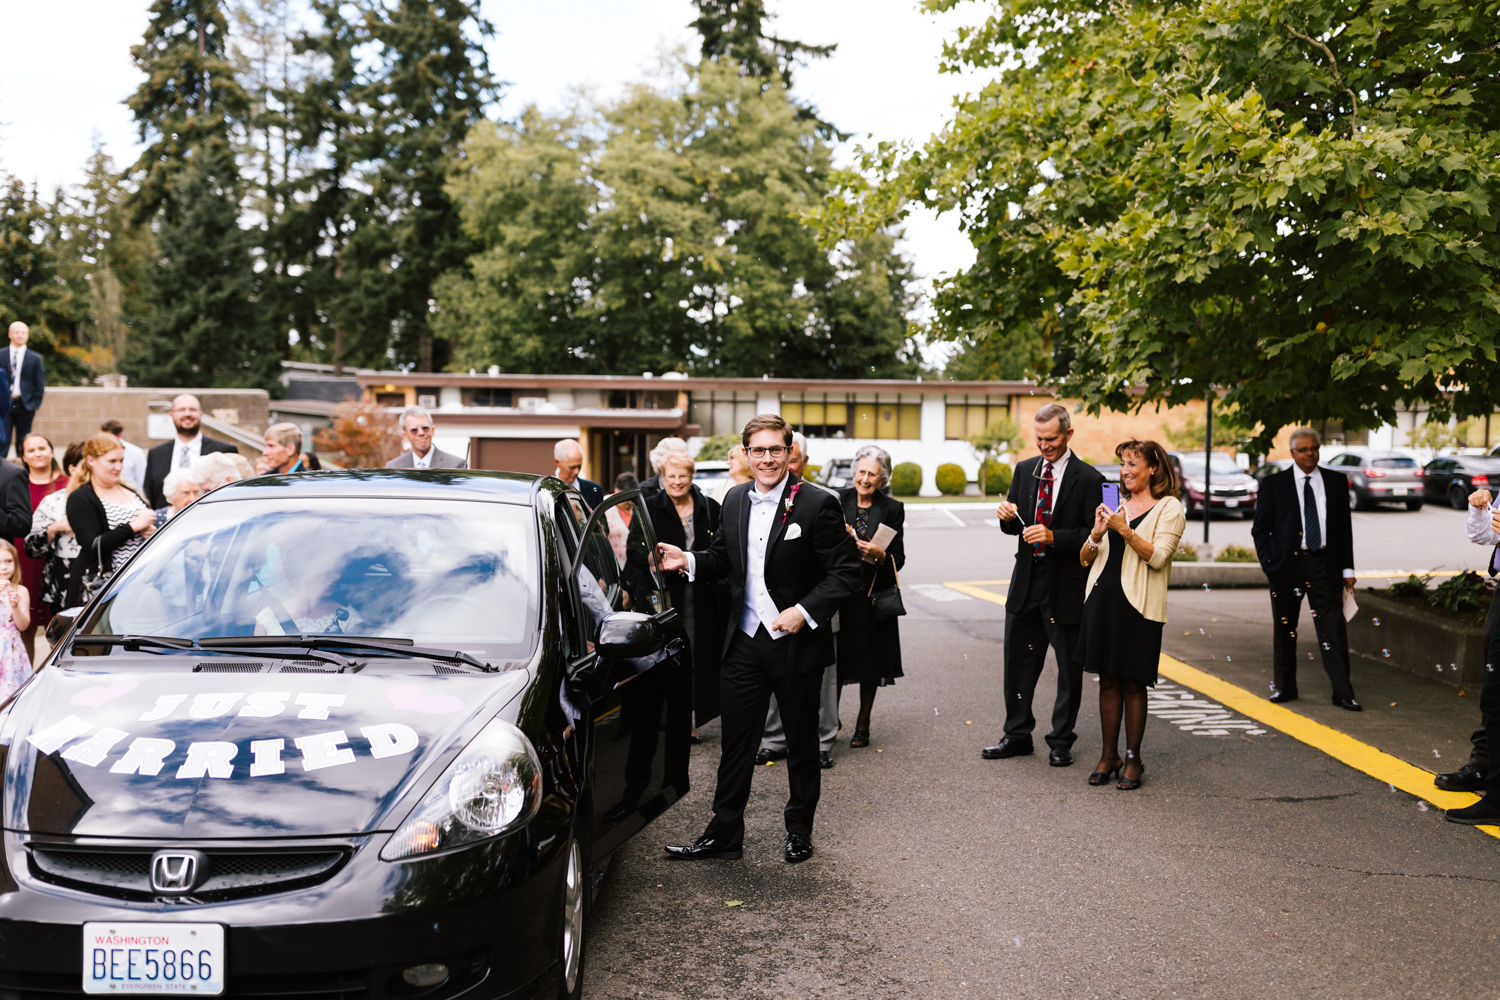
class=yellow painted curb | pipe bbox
[942,580,1008,604]
[1158,654,1499,840]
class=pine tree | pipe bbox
[690,0,839,138]
[0,176,93,384]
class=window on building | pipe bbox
[852,398,921,440]
[945,394,1012,440]
[462,388,513,407]
[781,394,851,438]
[689,392,762,438]
[375,392,405,408]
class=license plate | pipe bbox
[83,923,225,995]
[1225,499,1239,508]
[1393,487,1408,496]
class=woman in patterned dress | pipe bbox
[63,433,156,608]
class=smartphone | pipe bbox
[1101,482,1121,510]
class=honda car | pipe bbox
[0,470,688,999]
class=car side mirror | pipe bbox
[45,607,83,647]
[595,612,664,659]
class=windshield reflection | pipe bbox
[82,498,539,659]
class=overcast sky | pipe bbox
[0,0,984,290]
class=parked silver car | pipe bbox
[1322,448,1424,510]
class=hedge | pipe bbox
[980,459,1012,496]
[891,462,922,495]
[935,463,967,496]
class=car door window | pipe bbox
[578,491,670,618]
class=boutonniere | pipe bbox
[782,482,801,524]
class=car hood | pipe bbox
[1,665,530,839]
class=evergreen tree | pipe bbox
[0,176,92,384]
[690,0,839,138]
[125,145,278,389]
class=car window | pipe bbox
[578,492,669,620]
[1372,458,1415,469]
[83,498,540,661]
[1178,453,1241,476]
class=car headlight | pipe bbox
[380,718,543,861]
[1187,480,1206,493]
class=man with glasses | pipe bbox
[983,402,1105,767]
[385,406,467,470]
[1251,427,1361,710]
[144,394,239,509]
[657,414,861,864]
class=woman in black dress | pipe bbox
[1074,439,1186,790]
[643,452,728,732]
[837,446,905,748]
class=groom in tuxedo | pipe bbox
[657,414,861,863]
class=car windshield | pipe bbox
[1178,453,1241,476]
[79,497,539,661]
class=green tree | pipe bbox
[690,0,839,138]
[817,0,1500,452]
[967,416,1020,495]
[439,57,920,377]
[0,177,93,384]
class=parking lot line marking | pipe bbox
[1158,655,1499,840]
[942,581,1009,603]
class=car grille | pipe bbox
[0,968,367,999]
[29,847,346,902]
[1208,486,1249,497]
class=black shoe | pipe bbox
[1268,691,1299,704]
[664,835,742,860]
[1445,799,1500,825]
[1117,754,1145,791]
[688,732,704,745]
[754,748,785,765]
[981,736,1034,760]
[1088,760,1123,786]
[784,833,814,863]
[1435,763,1487,792]
[819,751,834,769]
[1333,697,1363,712]
[1048,747,1073,767]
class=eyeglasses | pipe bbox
[1290,445,1319,454]
[748,446,787,459]
[407,425,434,435]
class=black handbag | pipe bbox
[868,561,906,622]
[79,537,108,604]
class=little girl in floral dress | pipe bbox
[0,540,33,702]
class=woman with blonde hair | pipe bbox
[63,433,154,607]
[1074,439,1185,791]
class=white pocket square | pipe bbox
[783,523,803,541]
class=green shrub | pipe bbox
[1171,545,1198,562]
[695,434,738,461]
[1387,573,1433,599]
[803,464,821,482]
[890,462,922,496]
[980,459,1012,495]
[935,463,968,496]
[1433,571,1488,615]
[1214,544,1257,563]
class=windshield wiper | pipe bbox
[72,635,194,651]
[74,634,356,671]
[201,635,496,672]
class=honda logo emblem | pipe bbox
[150,851,203,894]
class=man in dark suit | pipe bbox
[144,394,239,509]
[554,439,603,509]
[1251,427,1361,710]
[982,403,1105,767]
[1,322,44,452]
[0,458,31,538]
[658,414,862,863]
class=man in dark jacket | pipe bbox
[0,322,44,452]
[1251,427,1361,710]
[0,459,31,538]
[554,439,603,509]
[983,403,1105,767]
[657,414,862,863]
[144,394,239,509]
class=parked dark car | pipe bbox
[0,470,688,1000]
[1320,449,1425,511]
[1167,451,1259,519]
[1250,458,1294,484]
[1421,455,1500,510]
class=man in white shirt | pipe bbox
[657,414,861,864]
[1,321,44,455]
[385,405,467,469]
[144,395,239,509]
[1441,489,1500,824]
[100,419,148,494]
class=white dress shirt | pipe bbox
[1036,449,1071,519]
[121,440,147,494]
[685,474,815,639]
[1293,467,1355,578]
[1465,502,1500,576]
[8,345,24,399]
[411,447,432,469]
[173,433,204,471]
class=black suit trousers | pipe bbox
[3,404,34,450]
[1270,549,1356,701]
[1002,558,1085,749]
[705,626,823,846]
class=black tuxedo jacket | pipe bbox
[1000,454,1105,625]
[1251,466,1354,590]
[144,436,239,509]
[691,474,862,675]
[0,349,44,413]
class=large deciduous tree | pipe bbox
[819,0,1500,446]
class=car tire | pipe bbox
[1450,484,1469,511]
[1348,488,1369,512]
[1405,498,1424,512]
[555,836,587,1000]
[1241,509,1256,521]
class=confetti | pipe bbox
[1390,702,1398,707]
[965,720,973,725]
[725,900,743,907]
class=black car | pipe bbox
[1422,455,1500,510]
[0,470,689,999]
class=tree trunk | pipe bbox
[418,334,432,373]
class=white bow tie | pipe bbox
[749,486,781,505]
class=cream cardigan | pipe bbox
[1082,495,1187,623]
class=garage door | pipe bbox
[474,438,558,476]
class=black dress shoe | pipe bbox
[1435,763,1487,792]
[1048,747,1073,767]
[1268,691,1299,704]
[819,751,834,769]
[981,737,1034,760]
[1333,697,1363,712]
[1446,799,1500,825]
[784,833,814,863]
[754,748,785,765]
[664,835,742,860]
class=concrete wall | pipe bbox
[29,388,270,459]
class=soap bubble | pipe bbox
[1202,583,1211,591]
[1279,617,1288,624]
[1322,642,1330,650]
[1308,653,1315,659]
[1433,749,1441,757]
[1225,656,1232,662]
[1418,801,1430,812]
[1450,663,1457,672]
[1381,649,1391,657]
[1200,628,1206,634]
[1372,618,1381,626]
[1294,587,1303,596]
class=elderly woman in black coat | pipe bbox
[837,445,906,748]
[643,451,728,732]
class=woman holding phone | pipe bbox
[1074,440,1185,790]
